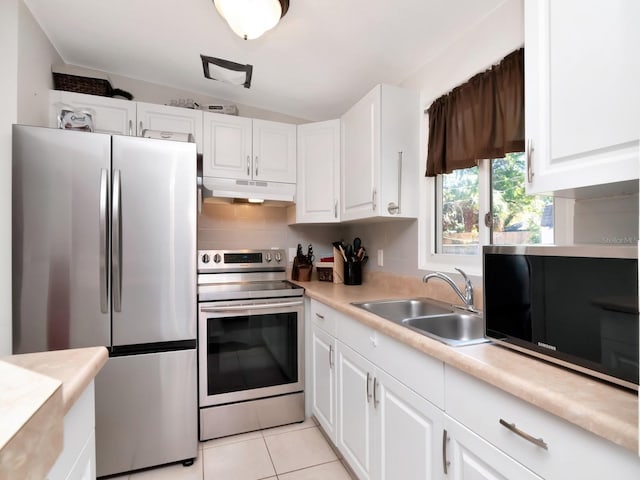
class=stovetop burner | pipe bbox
[197,249,304,301]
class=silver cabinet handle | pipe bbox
[128,120,133,136]
[442,429,450,474]
[112,169,122,313]
[372,188,377,211]
[526,139,534,183]
[247,156,251,176]
[499,418,548,450]
[373,377,379,408]
[387,151,403,215]
[366,372,372,403]
[99,169,109,314]
[198,187,202,215]
[139,121,143,136]
[329,344,334,368]
[255,156,259,177]
[334,200,338,219]
[315,312,325,320]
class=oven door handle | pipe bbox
[200,300,303,313]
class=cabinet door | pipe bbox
[373,368,443,480]
[341,85,379,221]
[444,416,542,480]
[136,102,203,153]
[253,119,296,183]
[49,90,136,136]
[336,342,375,480]
[525,0,640,194]
[296,120,340,223]
[203,112,252,179]
[311,325,337,442]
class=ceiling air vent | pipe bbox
[201,55,253,89]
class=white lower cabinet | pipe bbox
[47,381,96,480]
[311,324,337,442]
[336,341,442,480]
[336,342,375,480]
[307,300,640,480]
[443,416,541,480]
[445,366,640,479]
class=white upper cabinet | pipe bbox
[203,113,296,183]
[252,119,296,183]
[525,0,640,195]
[202,113,252,180]
[136,102,203,152]
[296,119,341,223]
[50,90,136,136]
[340,84,419,221]
[49,92,203,152]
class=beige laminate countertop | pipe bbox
[0,347,108,480]
[297,278,639,454]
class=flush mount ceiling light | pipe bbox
[213,0,290,40]
[201,55,253,88]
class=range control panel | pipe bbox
[198,249,286,272]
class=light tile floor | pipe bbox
[110,418,355,480]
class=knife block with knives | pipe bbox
[292,243,313,281]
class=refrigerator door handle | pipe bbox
[113,169,123,312]
[99,168,109,313]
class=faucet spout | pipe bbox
[422,268,475,311]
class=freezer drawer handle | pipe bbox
[99,168,109,313]
[499,418,548,450]
[200,300,303,313]
[112,169,123,312]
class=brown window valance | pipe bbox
[425,48,524,177]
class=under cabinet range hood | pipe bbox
[202,176,296,203]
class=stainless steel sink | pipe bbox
[402,313,487,347]
[352,298,488,347]
[353,298,454,322]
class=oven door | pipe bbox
[198,297,304,407]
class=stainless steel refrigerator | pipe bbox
[12,125,198,477]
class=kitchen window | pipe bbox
[434,152,553,256]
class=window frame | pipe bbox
[419,159,566,276]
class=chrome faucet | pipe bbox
[422,268,476,311]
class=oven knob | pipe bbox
[201,254,210,264]
[274,251,282,263]
[213,253,222,263]
[265,252,272,263]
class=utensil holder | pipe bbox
[343,261,362,285]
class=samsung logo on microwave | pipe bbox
[537,342,557,351]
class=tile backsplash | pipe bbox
[573,193,638,244]
[197,201,344,262]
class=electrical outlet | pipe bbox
[288,247,296,263]
[377,249,384,267]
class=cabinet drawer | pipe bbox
[336,309,378,361]
[310,299,338,336]
[376,333,444,409]
[445,366,640,479]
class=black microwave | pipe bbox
[483,245,638,390]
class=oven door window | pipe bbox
[206,312,298,395]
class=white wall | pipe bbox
[105,72,309,124]
[17,0,62,126]
[0,0,19,355]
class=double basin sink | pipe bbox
[352,298,488,347]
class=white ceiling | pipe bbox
[24,0,507,121]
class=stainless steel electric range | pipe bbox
[197,249,305,440]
